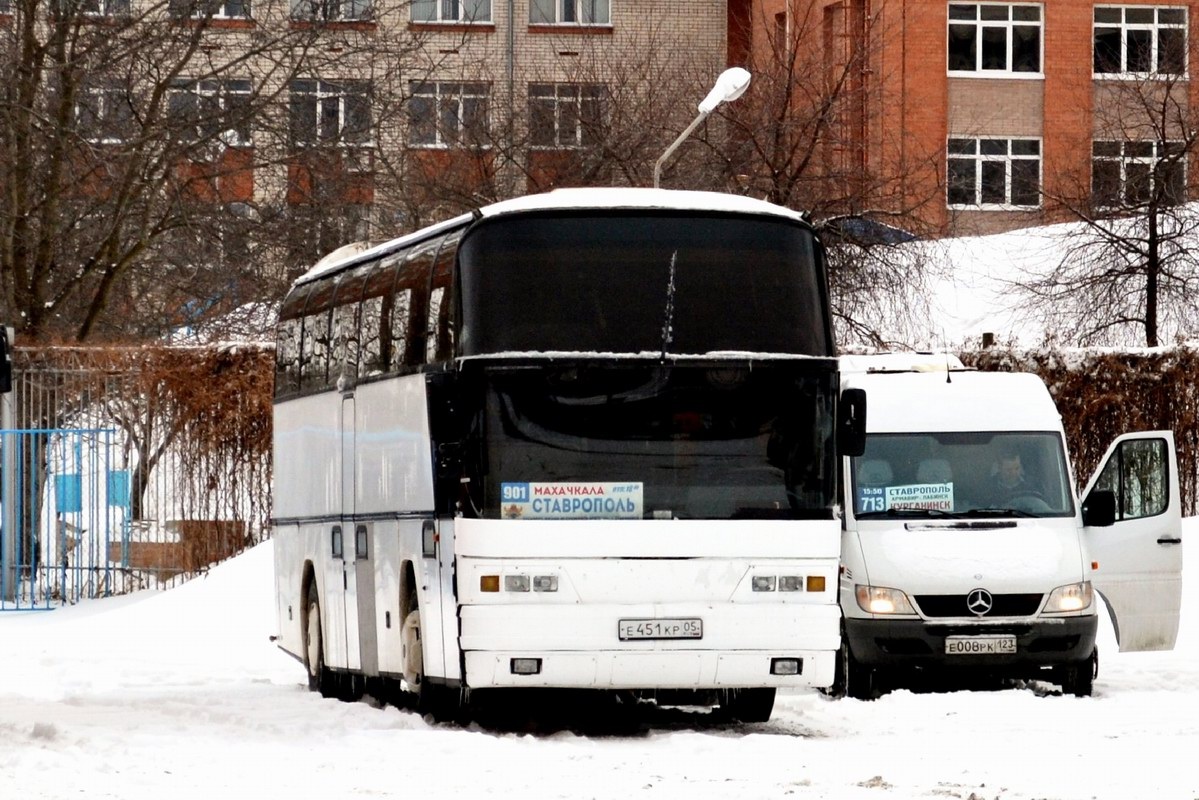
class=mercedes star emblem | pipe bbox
[967,588,994,617]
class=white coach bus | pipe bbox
[272,188,866,722]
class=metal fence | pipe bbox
[0,345,272,610]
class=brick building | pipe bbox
[741,0,1197,235]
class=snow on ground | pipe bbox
[1,524,1195,800]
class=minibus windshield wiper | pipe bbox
[960,507,1038,518]
[856,508,954,519]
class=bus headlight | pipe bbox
[1044,581,1092,613]
[855,585,916,615]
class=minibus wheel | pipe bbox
[834,634,881,700]
[1059,648,1097,697]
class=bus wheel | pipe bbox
[719,688,776,723]
[304,584,333,698]
[402,606,460,720]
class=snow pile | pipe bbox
[0,525,1194,799]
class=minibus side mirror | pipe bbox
[1082,489,1116,527]
[837,388,867,457]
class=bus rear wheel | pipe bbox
[304,584,334,698]
[719,688,776,723]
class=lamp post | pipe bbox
[653,67,751,189]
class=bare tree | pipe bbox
[1028,65,1199,347]
[0,0,449,342]
[701,2,943,346]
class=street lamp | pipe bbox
[653,67,751,189]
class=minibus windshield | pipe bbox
[851,431,1075,518]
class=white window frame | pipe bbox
[81,0,131,15]
[530,0,611,25]
[410,0,491,23]
[290,79,374,148]
[408,81,490,149]
[169,78,254,147]
[290,0,371,22]
[528,83,605,149]
[76,84,132,145]
[1092,140,1187,207]
[947,3,1043,78]
[169,0,250,19]
[1093,6,1188,78]
[947,137,1042,209]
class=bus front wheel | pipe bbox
[304,584,334,698]
[402,605,461,719]
[719,688,776,723]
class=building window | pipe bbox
[169,79,253,146]
[76,83,133,144]
[1092,141,1186,206]
[168,0,250,18]
[80,0,131,15]
[1094,6,1187,76]
[289,80,372,147]
[290,0,371,22]
[529,84,604,148]
[947,3,1041,75]
[411,0,490,22]
[408,82,489,147]
[530,0,610,25]
[947,137,1041,208]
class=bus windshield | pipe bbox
[851,432,1075,519]
[457,212,831,357]
[466,360,837,521]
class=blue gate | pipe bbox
[0,428,133,610]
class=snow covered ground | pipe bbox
[1,523,1194,800]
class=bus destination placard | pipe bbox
[500,482,643,520]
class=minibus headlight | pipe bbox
[1044,581,1093,613]
[855,585,916,615]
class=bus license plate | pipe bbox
[945,635,1017,655]
[618,618,703,641]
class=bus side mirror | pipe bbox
[837,388,867,457]
[0,327,11,394]
[1082,489,1116,527]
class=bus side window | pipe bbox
[426,230,459,363]
[332,302,359,387]
[302,279,339,392]
[426,286,446,363]
[331,270,366,388]
[399,238,439,367]
[275,317,301,396]
[360,296,384,377]
[390,289,412,370]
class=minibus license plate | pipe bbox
[618,618,703,640]
[945,635,1016,655]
